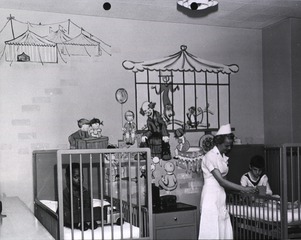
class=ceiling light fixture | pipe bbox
[177,0,218,10]
[103,2,111,11]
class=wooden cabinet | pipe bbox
[153,203,197,240]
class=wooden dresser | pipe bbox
[153,202,197,240]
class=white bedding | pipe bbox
[40,199,110,212]
[64,222,140,240]
[39,199,141,239]
[227,201,301,223]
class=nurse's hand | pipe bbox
[241,186,257,194]
[162,136,169,142]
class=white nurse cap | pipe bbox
[216,124,231,135]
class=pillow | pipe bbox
[39,199,110,213]
[93,199,110,207]
[40,200,58,212]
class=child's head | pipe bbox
[174,128,186,144]
[140,101,155,117]
[249,155,265,178]
[124,110,134,121]
[66,163,82,189]
[77,118,90,131]
[174,128,185,139]
[90,118,103,129]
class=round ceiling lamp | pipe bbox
[177,0,218,10]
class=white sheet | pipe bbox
[39,199,141,239]
[40,199,110,212]
[227,201,301,223]
[64,222,140,239]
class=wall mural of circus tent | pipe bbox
[123,45,239,133]
[5,29,58,63]
[0,15,111,64]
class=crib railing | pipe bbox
[227,191,282,240]
[110,196,150,237]
[56,148,153,240]
[265,144,301,239]
[227,144,301,240]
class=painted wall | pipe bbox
[263,19,292,144]
[291,19,301,142]
[263,18,301,144]
[0,8,263,209]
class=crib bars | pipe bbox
[34,148,153,240]
[227,143,301,240]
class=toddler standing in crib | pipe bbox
[240,155,273,195]
[62,163,99,231]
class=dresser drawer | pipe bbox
[154,210,195,226]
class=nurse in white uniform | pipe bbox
[198,124,256,240]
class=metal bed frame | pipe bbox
[33,148,153,240]
[227,143,301,239]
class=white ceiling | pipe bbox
[1,0,301,29]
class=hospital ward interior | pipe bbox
[1,0,301,239]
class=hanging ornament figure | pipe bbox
[122,110,136,145]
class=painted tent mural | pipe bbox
[123,45,239,132]
[45,26,71,56]
[61,31,102,56]
[0,16,111,64]
[5,29,58,63]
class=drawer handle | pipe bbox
[173,217,177,221]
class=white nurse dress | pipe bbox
[198,146,233,240]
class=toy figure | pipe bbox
[186,106,201,128]
[151,164,156,180]
[139,101,171,160]
[151,75,179,123]
[140,165,147,178]
[158,162,178,192]
[68,118,90,149]
[174,128,190,159]
[186,104,213,128]
[122,110,136,145]
[104,145,120,181]
[89,118,103,138]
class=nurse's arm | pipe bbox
[211,168,256,193]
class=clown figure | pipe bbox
[139,101,171,160]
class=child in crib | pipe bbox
[240,155,273,195]
[62,163,100,231]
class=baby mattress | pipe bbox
[40,199,140,239]
[227,201,301,223]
